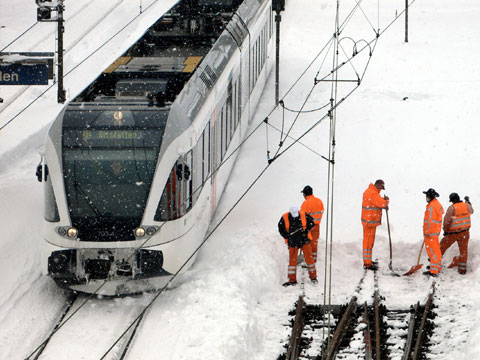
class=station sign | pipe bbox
[0,63,49,85]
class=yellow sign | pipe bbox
[81,130,140,141]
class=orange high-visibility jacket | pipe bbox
[301,195,324,225]
[361,183,388,227]
[443,202,472,233]
[282,211,313,241]
[423,198,444,236]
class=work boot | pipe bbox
[448,256,459,268]
[311,278,318,284]
[422,271,437,277]
[283,281,298,287]
[364,264,378,271]
[458,270,466,275]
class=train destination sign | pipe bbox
[0,63,49,85]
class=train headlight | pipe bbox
[57,227,67,236]
[146,227,156,235]
[67,227,78,238]
[135,227,145,237]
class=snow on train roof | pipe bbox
[0,0,181,164]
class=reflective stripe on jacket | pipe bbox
[361,183,388,227]
[283,211,313,240]
[446,202,471,232]
[424,198,444,236]
[301,195,324,224]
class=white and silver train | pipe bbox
[37,0,274,295]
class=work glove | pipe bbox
[465,196,471,204]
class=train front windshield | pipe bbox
[62,109,167,241]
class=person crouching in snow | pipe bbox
[278,206,318,286]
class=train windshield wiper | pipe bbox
[72,162,103,217]
[73,180,103,217]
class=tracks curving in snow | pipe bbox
[278,266,440,360]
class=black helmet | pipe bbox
[301,185,313,196]
[374,179,385,190]
[423,188,439,198]
[449,192,461,203]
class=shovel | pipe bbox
[404,240,425,276]
[385,209,400,276]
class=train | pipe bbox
[37,0,274,295]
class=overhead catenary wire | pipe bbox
[27,0,416,356]
[98,0,412,355]
[1,0,169,132]
[0,22,39,53]
[265,121,330,162]
[268,0,386,159]
[354,0,378,35]
[25,99,269,360]
[322,0,341,346]
[279,99,331,114]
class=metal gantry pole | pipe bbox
[275,10,281,105]
[57,0,66,103]
[405,0,409,43]
[273,0,285,106]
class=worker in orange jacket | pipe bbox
[440,193,474,274]
[278,206,317,286]
[361,179,389,270]
[422,188,444,277]
[300,185,324,262]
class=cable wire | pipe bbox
[0,22,38,52]
[27,0,417,355]
[1,0,167,132]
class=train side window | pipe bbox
[235,81,240,129]
[262,27,265,67]
[154,152,193,222]
[250,47,254,92]
[257,40,260,80]
[232,82,236,131]
[217,117,221,166]
[193,134,203,202]
[44,164,60,222]
[203,124,210,183]
[253,42,257,85]
[154,168,178,221]
[221,106,227,159]
[180,151,193,213]
[227,82,233,140]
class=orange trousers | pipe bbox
[288,244,317,282]
[440,231,469,274]
[424,235,442,275]
[309,224,320,262]
[362,225,377,266]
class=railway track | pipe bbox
[278,268,437,360]
[27,291,79,360]
[25,292,148,360]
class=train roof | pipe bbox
[59,0,268,155]
[69,0,246,107]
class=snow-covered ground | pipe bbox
[1,0,480,359]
